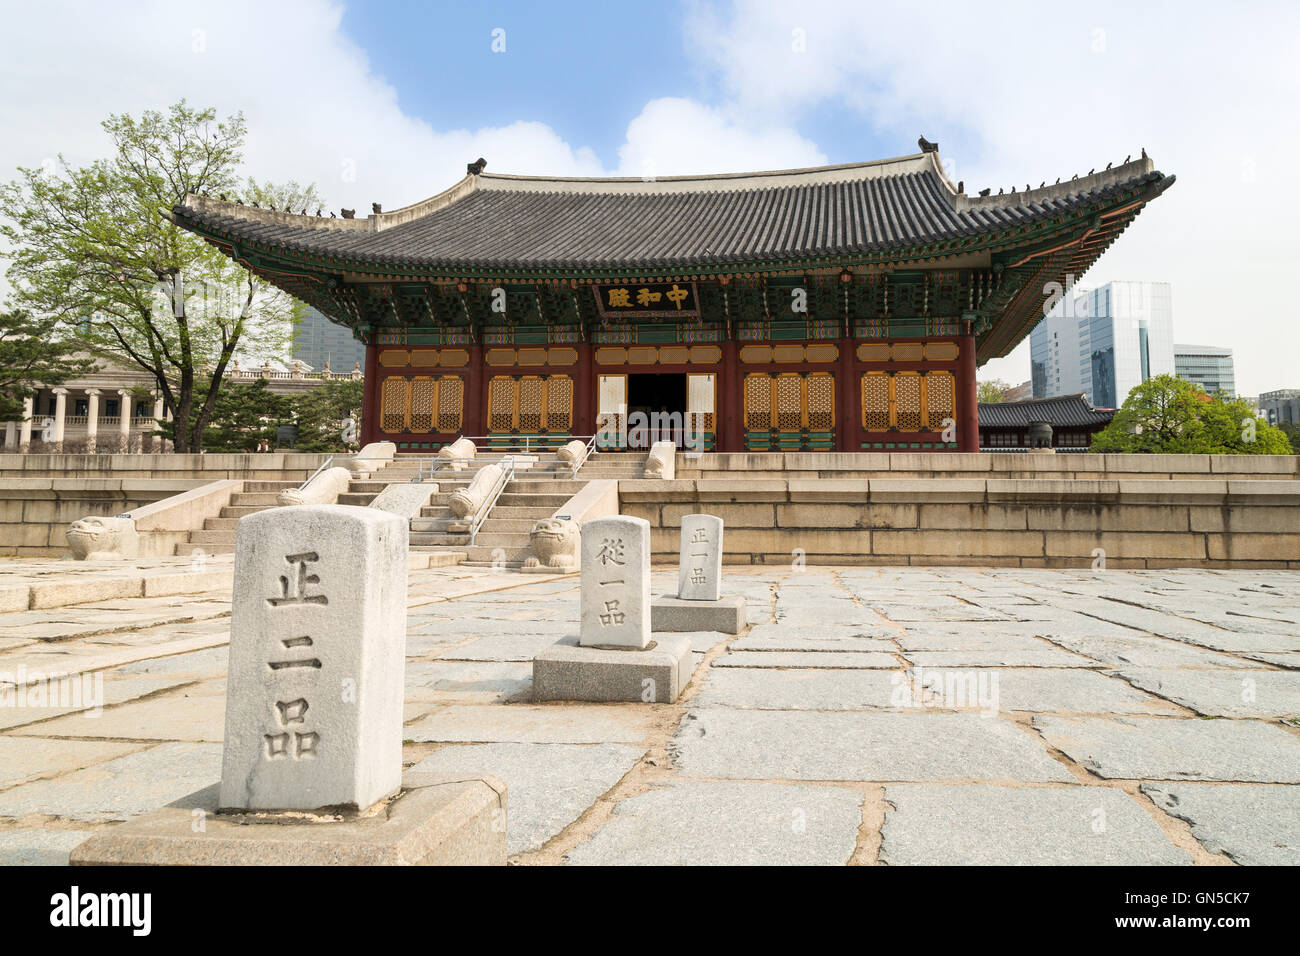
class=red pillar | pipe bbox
[720,338,743,452]
[958,332,979,452]
[361,341,379,446]
[836,337,856,452]
[574,342,594,436]
[464,342,486,438]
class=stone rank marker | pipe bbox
[652,513,747,635]
[220,506,407,812]
[677,514,722,602]
[535,514,696,703]
[580,515,651,649]
[71,504,509,866]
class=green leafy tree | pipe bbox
[187,379,293,452]
[0,309,98,420]
[977,378,1011,403]
[1091,374,1291,454]
[290,378,364,453]
[1277,422,1300,454]
[0,101,322,452]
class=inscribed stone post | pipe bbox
[219,505,407,812]
[579,515,650,649]
[678,514,723,601]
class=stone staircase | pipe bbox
[174,448,651,564]
[178,480,299,556]
[575,451,651,480]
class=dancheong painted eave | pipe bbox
[167,148,1173,276]
[165,144,1173,364]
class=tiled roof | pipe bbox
[978,394,1115,429]
[169,150,1173,273]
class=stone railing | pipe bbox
[225,364,362,381]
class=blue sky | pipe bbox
[341,1,712,166]
[3,0,1300,393]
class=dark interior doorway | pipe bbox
[627,372,686,446]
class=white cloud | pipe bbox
[0,0,605,213]
[615,97,825,177]
[4,0,1297,395]
[686,0,1300,396]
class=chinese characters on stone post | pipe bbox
[677,514,722,602]
[263,552,327,761]
[580,515,651,649]
[220,506,407,813]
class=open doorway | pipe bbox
[627,372,685,447]
[627,373,685,418]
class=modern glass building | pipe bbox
[1030,281,1174,408]
[1260,388,1300,425]
[1175,344,1236,396]
[292,305,366,374]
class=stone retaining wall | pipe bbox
[0,478,210,556]
[618,477,1300,569]
[675,452,1300,482]
[0,452,332,480]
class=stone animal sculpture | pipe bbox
[522,517,579,572]
[66,515,139,560]
[437,436,476,471]
[276,466,353,506]
[449,463,502,519]
[643,440,676,479]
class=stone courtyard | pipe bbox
[1,555,1297,865]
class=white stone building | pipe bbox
[4,351,362,453]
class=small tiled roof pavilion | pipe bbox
[168,140,1174,453]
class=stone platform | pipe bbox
[1,555,1298,865]
[69,772,506,865]
[651,594,746,634]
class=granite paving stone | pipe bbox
[880,785,1190,865]
[0,742,222,822]
[673,708,1073,782]
[567,781,863,865]
[410,742,645,855]
[714,650,900,669]
[1116,668,1300,718]
[1033,716,1300,782]
[693,667,904,711]
[403,703,656,744]
[1141,783,1300,865]
[0,828,98,866]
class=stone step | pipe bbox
[508,480,588,495]
[457,544,532,563]
[229,492,282,507]
[474,506,555,519]
[475,518,542,533]
[337,492,377,506]
[497,493,571,507]
[415,550,468,567]
[243,480,300,492]
[464,531,531,549]
[188,529,238,546]
[203,517,240,531]
[409,533,471,547]
[176,542,237,555]
[410,517,460,533]
[221,505,268,518]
